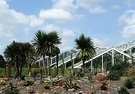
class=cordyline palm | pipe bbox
[20,42,35,76]
[4,41,34,77]
[4,41,21,77]
[32,30,48,75]
[46,31,61,75]
[75,34,95,72]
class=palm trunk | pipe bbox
[48,45,53,76]
[16,62,19,77]
[19,64,23,76]
[48,56,51,76]
[71,53,73,69]
[43,56,47,76]
[28,64,31,77]
[56,54,59,75]
[82,58,85,72]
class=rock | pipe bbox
[54,86,60,90]
[68,88,75,92]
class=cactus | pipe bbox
[53,65,57,77]
[40,68,42,83]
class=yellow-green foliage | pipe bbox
[0,79,6,85]
[127,65,135,80]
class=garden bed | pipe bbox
[0,76,135,94]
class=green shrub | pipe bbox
[118,86,130,94]
[2,82,19,94]
[108,70,120,80]
[127,65,135,80]
[124,78,134,89]
[23,78,34,86]
[75,68,84,78]
[111,61,129,76]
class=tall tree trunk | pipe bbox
[19,64,23,76]
[28,64,31,77]
[48,45,53,76]
[43,56,47,76]
[48,56,51,76]
[82,58,85,73]
[16,62,19,77]
[71,53,73,69]
[56,54,59,75]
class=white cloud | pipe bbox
[28,15,44,27]
[62,29,75,37]
[23,28,29,36]
[111,5,121,10]
[118,10,135,25]
[93,38,108,47]
[59,39,73,52]
[43,24,60,32]
[89,5,107,13]
[76,0,107,13]
[39,9,74,21]
[124,0,134,7]
[0,0,28,37]
[121,25,135,38]
[0,0,9,9]
[0,0,44,39]
[5,33,15,38]
[119,10,135,38]
[52,0,77,11]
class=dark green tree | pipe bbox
[46,31,61,75]
[0,55,6,68]
[74,34,95,72]
[32,30,48,75]
[4,41,35,77]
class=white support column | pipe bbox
[112,50,114,65]
[64,60,66,68]
[47,57,48,66]
[73,58,74,68]
[91,60,93,71]
[39,61,41,66]
[43,59,45,67]
[51,58,52,65]
[123,55,125,61]
[102,55,104,73]
[53,56,55,65]
[130,48,132,56]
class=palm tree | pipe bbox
[0,55,6,68]
[74,34,95,72]
[46,31,61,75]
[4,41,35,77]
[4,41,21,77]
[20,42,35,76]
[32,30,48,75]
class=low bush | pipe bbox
[124,78,134,89]
[23,78,34,86]
[2,82,19,94]
[111,61,129,76]
[127,65,135,80]
[118,86,130,94]
[108,70,120,80]
[75,68,84,78]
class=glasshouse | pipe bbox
[37,40,135,73]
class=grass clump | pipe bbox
[118,86,130,94]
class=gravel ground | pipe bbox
[0,77,135,94]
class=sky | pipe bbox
[0,0,135,55]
